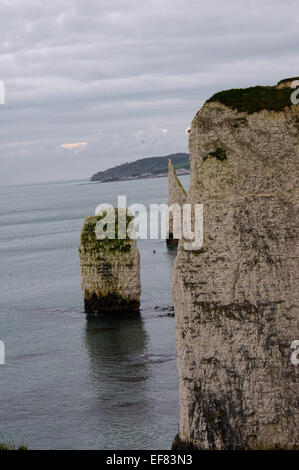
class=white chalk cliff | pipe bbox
[172,80,299,449]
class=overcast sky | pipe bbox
[0,0,298,185]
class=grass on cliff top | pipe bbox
[206,86,294,114]
[277,76,299,86]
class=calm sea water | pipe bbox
[0,175,189,450]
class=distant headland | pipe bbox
[90,152,190,183]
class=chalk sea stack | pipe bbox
[172,80,299,449]
[79,210,141,316]
[167,159,187,246]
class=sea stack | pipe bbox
[167,159,187,246]
[79,209,141,316]
[172,80,299,449]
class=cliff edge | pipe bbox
[172,81,299,449]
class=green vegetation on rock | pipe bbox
[203,147,227,162]
[80,210,134,255]
[206,86,293,114]
[174,169,187,195]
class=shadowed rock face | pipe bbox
[167,159,187,246]
[173,84,299,449]
[79,212,141,317]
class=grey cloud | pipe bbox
[0,0,298,184]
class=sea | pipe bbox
[0,175,189,450]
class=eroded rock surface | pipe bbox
[79,211,141,316]
[173,82,299,449]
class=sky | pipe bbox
[0,0,298,185]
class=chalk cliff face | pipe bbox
[173,84,299,449]
[167,159,187,246]
[79,211,141,316]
